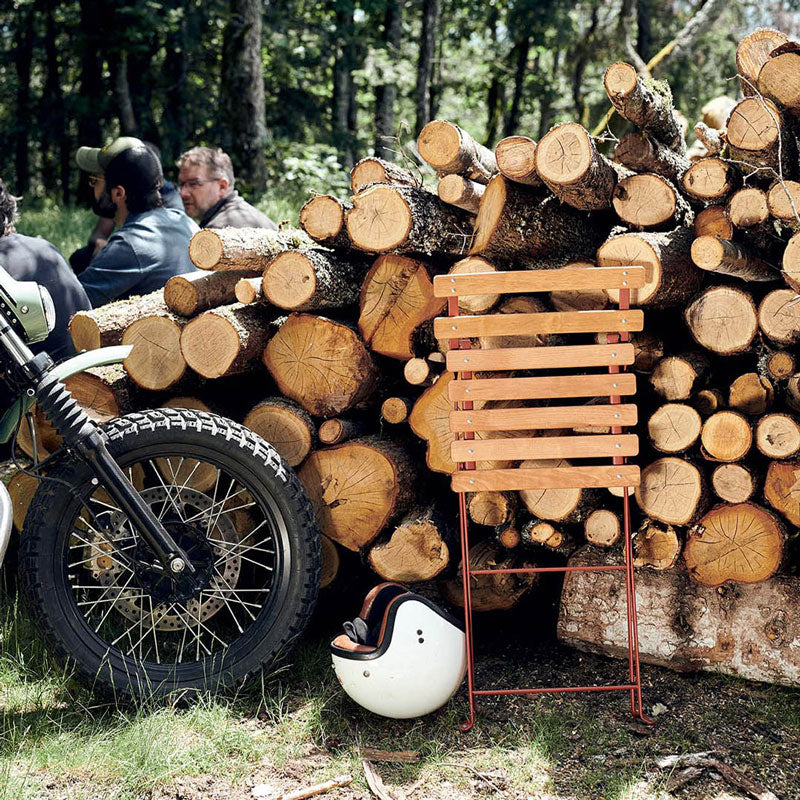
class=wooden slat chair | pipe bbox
[432,265,652,732]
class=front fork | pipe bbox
[34,374,195,576]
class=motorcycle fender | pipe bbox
[0,345,134,444]
[0,481,11,567]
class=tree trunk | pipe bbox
[484,4,503,145]
[437,175,485,214]
[242,397,317,466]
[471,176,609,266]
[686,503,784,585]
[358,254,445,360]
[350,157,417,192]
[558,546,800,686]
[108,51,138,135]
[180,303,273,379]
[414,0,440,135]
[685,286,758,356]
[368,504,453,581]
[262,249,370,311]
[596,227,699,309]
[535,122,624,211]
[504,34,531,138]
[299,436,415,550]
[417,120,498,183]
[690,236,775,282]
[77,0,105,203]
[647,403,702,453]
[635,456,706,525]
[494,136,543,188]
[374,0,404,159]
[221,0,268,192]
[263,314,379,417]
[188,228,313,271]
[346,184,473,257]
[603,62,686,153]
[164,269,260,316]
[299,196,353,250]
[614,132,690,186]
[711,463,756,503]
[13,4,35,194]
[612,174,693,230]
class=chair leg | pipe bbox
[458,492,477,732]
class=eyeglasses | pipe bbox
[88,175,103,188]
[178,177,222,190]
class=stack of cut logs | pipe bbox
[12,26,800,685]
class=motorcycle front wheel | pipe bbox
[19,408,321,698]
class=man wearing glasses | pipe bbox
[177,147,277,230]
[75,137,198,307]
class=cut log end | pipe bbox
[299,195,347,240]
[346,185,413,252]
[535,122,593,186]
[494,135,541,186]
[604,61,638,97]
[711,463,755,504]
[263,250,317,309]
[187,229,223,270]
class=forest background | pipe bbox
[3,0,800,226]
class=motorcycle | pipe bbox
[0,265,321,697]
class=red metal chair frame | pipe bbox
[432,265,653,732]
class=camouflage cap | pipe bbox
[75,137,146,174]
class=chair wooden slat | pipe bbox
[434,309,643,339]
[448,373,636,402]
[451,434,639,463]
[433,266,646,298]
[446,343,635,372]
[450,404,638,432]
[451,464,641,492]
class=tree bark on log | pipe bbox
[346,183,473,257]
[403,356,444,387]
[358,254,445,360]
[298,436,414,551]
[263,313,379,417]
[647,403,702,453]
[612,173,692,230]
[635,456,706,525]
[649,353,709,401]
[350,157,417,192]
[596,227,699,309]
[685,503,784,585]
[471,176,608,265]
[417,119,498,183]
[188,227,313,271]
[758,289,800,346]
[181,303,272,379]
[62,364,138,423]
[298,195,353,249]
[603,62,686,153]
[685,285,758,354]
[737,27,789,96]
[558,546,800,686]
[164,269,260,317]
[440,539,537,612]
[69,289,165,351]
[681,157,737,203]
[368,504,453,581]
[380,397,411,425]
[320,535,340,589]
[318,417,368,445]
[690,236,775,282]
[437,174,485,213]
[614,132,690,186]
[691,388,724,416]
[633,519,681,570]
[694,122,725,155]
[242,397,317,467]
[535,122,625,211]
[262,248,370,311]
[234,277,264,305]
[494,135,543,187]
[756,413,800,459]
[711,463,757,503]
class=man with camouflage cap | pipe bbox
[75,136,199,306]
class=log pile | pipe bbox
[10,25,800,687]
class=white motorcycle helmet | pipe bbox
[330,582,467,719]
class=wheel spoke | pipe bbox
[148,458,188,522]
[90,573,137,633]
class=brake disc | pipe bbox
[84,486,242,630]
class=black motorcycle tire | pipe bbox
[18,408,321,698]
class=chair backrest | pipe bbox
[432,266,646,494]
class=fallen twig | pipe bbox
[253,774,353,800]
[362,759,398,800]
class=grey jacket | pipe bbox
[200,191,278,230]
